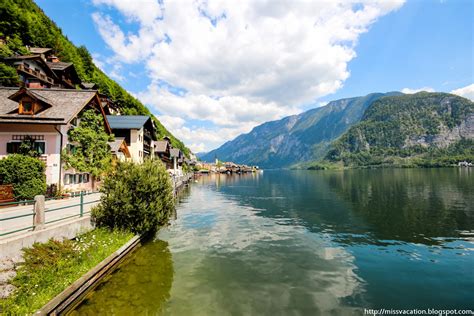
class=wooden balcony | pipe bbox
[17,64,55,85]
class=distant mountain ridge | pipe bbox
[201,92,402,168]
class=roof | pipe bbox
[106,115,151,130]
[0,87,98,125]
[108,137,124,152]
[29,47,52,54]
[155,140,170,153]
[170,148,182,158]
[47,61,73,71]
[81,82,98,89]
[108,137,131,158]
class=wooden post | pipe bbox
[33,195,45,230]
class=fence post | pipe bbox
[80,191,84,217]
[33,195,45,230]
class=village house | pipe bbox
[3,47,82,89]
[3,55,58,88]
[46,60,81,89]
[106,115,157,164]
[155,136,173,169]
[170,148,184,175]
[0,87,111,191]
[108,137,131,162]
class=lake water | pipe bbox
[72,169,474,315]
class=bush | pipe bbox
[0,154,46,200]
[92,160,175,235]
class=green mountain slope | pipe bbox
[324,92,474,168]
[201,92,401,168]
[0,0,189,155]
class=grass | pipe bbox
[0,228,134,315]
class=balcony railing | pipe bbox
[17,64,55,84]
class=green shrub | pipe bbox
[0,154,46,200]
[92,160,175,235]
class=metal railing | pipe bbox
[0,191,100,238]
[171,173,193,195]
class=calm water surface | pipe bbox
[73,169,474,315]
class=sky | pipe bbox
[36,0,474,153]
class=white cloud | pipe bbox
[140,85,300,128]
[92,0,406,152]
[401,87,435,94]
[451,84,474,101]
[157,113,253,152]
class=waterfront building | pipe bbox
[106,115,157,164]
[0,87,111,191]
[108,137,131,162]
[155,137,173,169]
[170,148,184,175]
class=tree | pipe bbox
[0,154,46,200]
[18,135,42,157]
[0,63,19,86]
[62,109,113,186]
[92,160,175,235]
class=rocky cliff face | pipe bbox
[201,92,402,168]
[326,92,474,166]
[405,113,474,149]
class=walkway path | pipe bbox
[0,193,100,239]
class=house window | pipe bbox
[74,174,81,184]
[20,101,33,114]
[6,142,21,154]
[64,174,70,185]
[83,174,90,183]
[66,144,76,154]
[6,141,45,155]
[34,142,45,155]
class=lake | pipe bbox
[72,169,474,315]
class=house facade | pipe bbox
[106,115,157,164]
[155,137,172,169]
[109,137,131,162]
[0,87,111,191]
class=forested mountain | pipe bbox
[322,92,474,168]
[201,92,401,168]
[0,0,189,155]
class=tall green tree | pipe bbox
[62,109,113,184]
